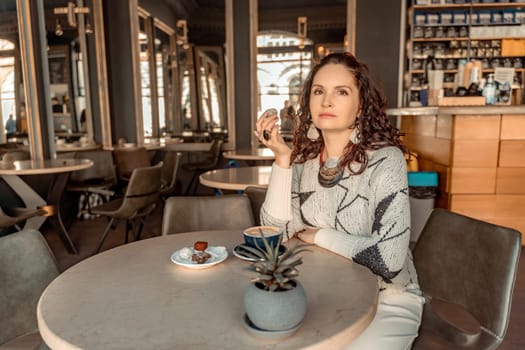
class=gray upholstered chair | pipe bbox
[112,147,151,189]
[67,150,117,216]
[182,139,223,195]
[0,229,59,349]
[244,186,267,226]
[160,151,183,200]
[1,151,30,161]
[161,195,255,235]
[90,162,162,253]
[412,208,522,350]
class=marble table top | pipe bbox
[199,166,272,191]
[37,230,378,350]
[0,158,93,175]
[223,148,275,161]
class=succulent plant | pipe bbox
[239,229,311,292]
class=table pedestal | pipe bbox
[3,173,78,254]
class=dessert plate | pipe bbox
[170,246,228,269]
[232,244,287,262]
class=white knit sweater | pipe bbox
[261,146,419,292]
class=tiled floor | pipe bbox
[41,206,525,349]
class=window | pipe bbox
[257,31,313,115]
[0,39,16,134]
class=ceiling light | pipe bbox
[297,17,307,50]
[55,19,63,36]
[176,20,189,49]
[85,16,93,34]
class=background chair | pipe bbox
[90,162,162,253]
[0,229,59,348]
[244,186,267,226]
[112,147,151,190]
[160,151,183,200]
[67,150,117,218]
[182,139,223,195]
[161,195,255,235]
[1,150,30,161]
[412,208,521,350]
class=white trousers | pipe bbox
[345,286,425,350]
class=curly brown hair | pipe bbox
[291,52,407,175]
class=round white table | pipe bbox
[0,159,93,254]
[38,230,378,350]
[164,142,214,152]
[223,148,275,161]
[199,166,272,191]
[0,158,93,175]
[56,143,101,153]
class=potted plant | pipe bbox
[240,230,311,332]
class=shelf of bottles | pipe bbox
[405,0,525,106]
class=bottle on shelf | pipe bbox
[420,55,437,107]
[512,73,523,105]
[463,61,473,89]
[456,59,467,92]
[483,74,497,105]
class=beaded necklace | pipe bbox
[318,146,343,188]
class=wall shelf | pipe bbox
[404,1,525,107]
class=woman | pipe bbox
[255,52,423,349]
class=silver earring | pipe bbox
[350,128,360,144]
[307,123,320,140]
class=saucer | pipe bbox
[232,244,287,262]
[241,313,302,340]
[170,246,228,269]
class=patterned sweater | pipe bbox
[261,146,419,292]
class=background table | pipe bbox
[0,159,92,254]
[164,142,213,152]
[38,230,377,350]
[199,166,272,191]
[223,148,275,166]
[56,143,101,153]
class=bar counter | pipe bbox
[387,105,525,117]
[387,106,525,244]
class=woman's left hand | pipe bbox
[296,227,319,243]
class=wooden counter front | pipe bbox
[387,107,525,244]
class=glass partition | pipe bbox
[132,3,231,143]
[178,45,197,131]
[195,46,226,131]
[154,25,170,134]
[0,0,97,157]
[46,0,94,139]
[138,15,152,137]
[137,9,175,139]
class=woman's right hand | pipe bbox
[255,109,292,168]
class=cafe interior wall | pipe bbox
[0,0,407,214]
[355,0,405,108]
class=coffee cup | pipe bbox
[243,226,282,249]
